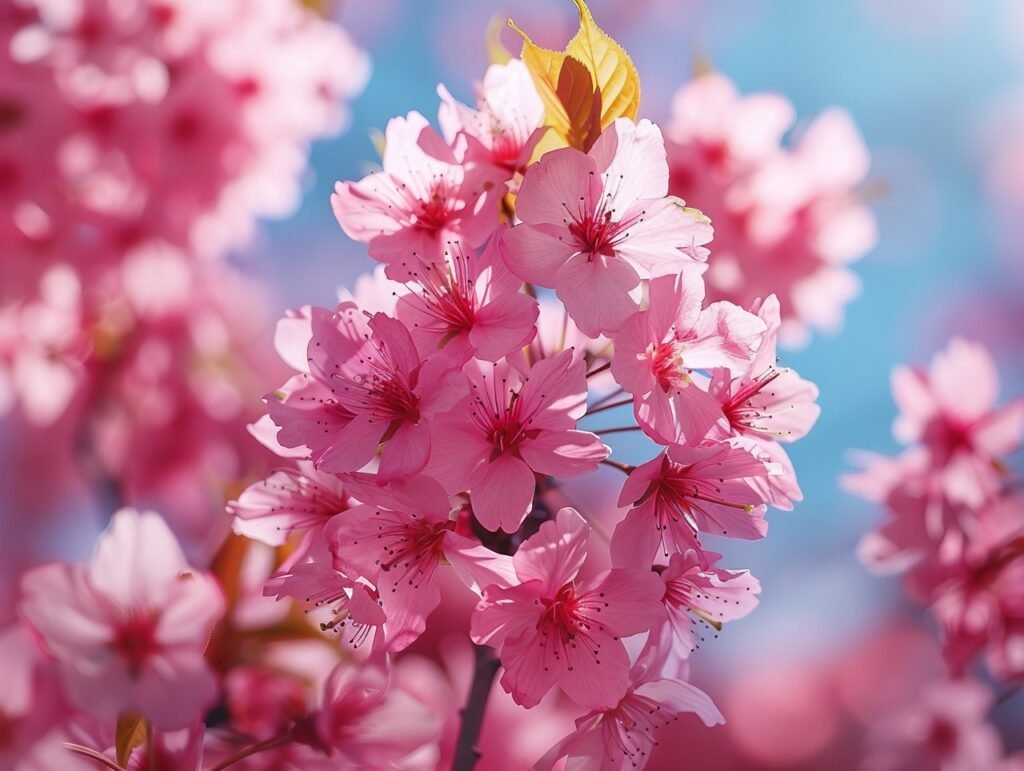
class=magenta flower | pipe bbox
[313,663,443,767]
[228,461,352,549]
[428,349,608,532]
[331,112,506,279]
[19,509,224,729]
[612,444,777,567]
[471,509,665,709]
[502,118,713,336]
[535,652,723,771]
[395,237,539,363]
[891,337,1024,508]
[708,294,821,509]
[649,550,760,660]
[267,304,464,481]
[326,474,514,651]
[612,272,766,444]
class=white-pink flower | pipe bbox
[19,509,224,729]
[502,118,713,336]
[331,112,506,280]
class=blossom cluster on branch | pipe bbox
[846,338,1024,770]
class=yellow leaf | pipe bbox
[115,711,148,767]
[510,0,640,151]
[485,15,513,66]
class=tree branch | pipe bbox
[452,644,501,771]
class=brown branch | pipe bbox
[452,644,501,771]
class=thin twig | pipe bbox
[602,458,635,474]
[452,645,501,771]
[208,733,293,771]
[586,361,611,379]
[995,685,1021,707]
[595,426,642,436]
[584,397,633,417]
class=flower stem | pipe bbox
[584,397,633,417]
[452,644,501,771]
[602,458,635,474]
[595,425,642,435]
[208,733,293,771]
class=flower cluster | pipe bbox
[846,338,1024,769]
[0,0,368,566]
[665,73,877,347]
[227,26,820,770]
[1,0,368,292]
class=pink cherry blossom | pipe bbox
[428,349,608,532]
[611,272,766,444]
[708,294,821,509]
[502,118,713,336]
[535,651,724,771]
[266,304,464,480]
[471,508,665,709]
[666,72,875,346]
[891,337,1024,508]
[229,461,352,548]
[326,474,514,651]
[18,508,224,729]
[312,662,443,768]
[647,550,761,661]
[331,112,506,280]
[612,444,777,567]
[863,678,1004,771]
[394,236,539,363]
[437,58,546,178]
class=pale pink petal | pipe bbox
[555,251,642,336]
[515,147,599,225]
[501,223,577,286]
[315,414,384,474]
[513,507,589,592]
[580,568,665,635]
[610,503,662,568]
[470,291,539,361]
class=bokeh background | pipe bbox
[4,0,1022,768]
[242,0,1024,767]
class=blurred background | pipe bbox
[3,0,1023,768]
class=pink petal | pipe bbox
[610,503,662,568]
[555,252,642,337]
[519,430,608,478]
[377,420,431,481]
[515,147,599,225]
[589,118,670,208]
[580,568,665,635]
[444,532,517,595]
[315,414,384,474]
[513,507,589,592]
[501,223,576,287]
[89,509,189,608]
[557,629,631,709]
[470,291,539,362]
[470,453,536,533]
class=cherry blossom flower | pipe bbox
[708,294,820,509]
[18,508,224,729]
[502,118,713,336]
[534,636,724,771]
[331,112,507,279]
[471,508,665,709]
[437,58,546,178]
[666,72,875,346]
[428,349,608,532]
[312,662,443,768]
[267,304,464,480]
[647,550,761,661]
[891,337,1024,508]
[612,444,777,567]
[229,461,352,549]
[326,474,515,651]
[394,236,539,363]
[863,678,1004,771]
[611,272,766,444]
